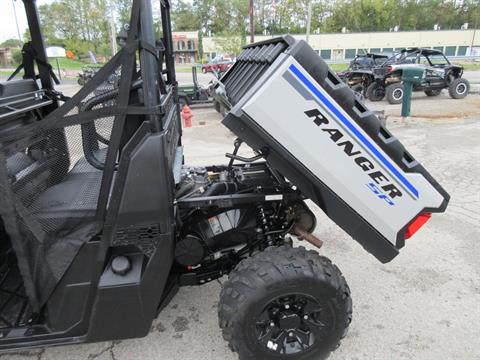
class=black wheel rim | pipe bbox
[456,83,467,95]
[255,294,333,355]
[373,86,385,99]
[393,88,403,100]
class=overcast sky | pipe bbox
[1,0,53,43]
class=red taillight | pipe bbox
[387,65,393,73]
[405,213,432,239]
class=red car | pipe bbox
[201,60,233,74]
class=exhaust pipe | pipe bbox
[291,225,323,249]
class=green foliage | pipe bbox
[171,0,480,36]
[11,49,23,65]
[172,0,201,31]
[27,0,480,72]
[0,39,23,48]
[214,31,245,56]
[38,0,118,59]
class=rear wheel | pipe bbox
[218,246,352,360]
[448,78,469,99]
[365,82,385,101]
[424,89,441,97]
[386,83,404,104]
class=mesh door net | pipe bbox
[0,82,118,310]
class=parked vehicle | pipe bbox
[0,1,449,359]
[77,65,101,85]
[365,48,469,103]
[337,53,391,94]
[178,66,211,106]
[201,56,233,75]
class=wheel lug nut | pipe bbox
[285,304,290,309]
[289,332,294,337]
[304,315,309,320]
[270,322,275,327]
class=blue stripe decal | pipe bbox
[289,63,419,198]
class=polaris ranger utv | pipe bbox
[0,1,449,359]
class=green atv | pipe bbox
[178,66,212,107]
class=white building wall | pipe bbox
[202,29,479,60]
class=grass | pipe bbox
[175,66,197,73]
[458,62,480,71]
[327,63,349,72]
[52,57,90,70]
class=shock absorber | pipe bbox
[257,205,274,247]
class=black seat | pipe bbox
[29,158,103,233]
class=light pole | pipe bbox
[249,0,254,43]
[306,0,312,44]
[108,0,118,56]
[12,0,23,42]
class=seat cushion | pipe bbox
[30,168,102,233]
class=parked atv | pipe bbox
[366,48,469,104]
[178,66,212,107]
[337,52,391,94]
[77,65,101,85]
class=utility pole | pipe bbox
[108,0,118,56]
[249,0,254,43]
[12,0,22,42]
[306,0,312,44]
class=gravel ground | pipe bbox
[1,85,479,360]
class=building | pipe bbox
[202,29,479,61]
[172,31,199,64]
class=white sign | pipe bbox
[46,46,67,58]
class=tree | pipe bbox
[172,0,200,31]
[214,31,245,56]
[0,39,23,48]
[12,49,23,65]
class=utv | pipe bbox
[178,66,212,107]
[337,52,391,94]
[0,1,449,359]
[366,48,470,104]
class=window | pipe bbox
[382,48,393,53]
[370,48,381,53]
[399,52,418,64]
[418,55,430,65]
[394,48,405,52]
[428,54,449,66]
[433,46,444,52]
[345,49,356,59]
[444,46,456,56]
[178,40,186,50]
[187,40,195,51]
[357,48,368,55]
[457,46,468,56]
[320,49,331,59]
